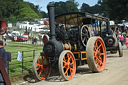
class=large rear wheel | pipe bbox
[86,37,106,72]
[32,53,50,81]
[59,50,76,81]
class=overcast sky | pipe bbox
[24,0,98,12]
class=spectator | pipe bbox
[117,30,121,40]
[34,37,37,45]
[91,28,94,36]
[125,36,128,48]
[119,34,124,46]
[3,34,6,42]
[126,26,128,34]
[3,34,7,46]
[95,28,99,36]
[32,36,34,44]
[0,40,7,85]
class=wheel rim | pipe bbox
[36,54,49,79]
[63,52,75,79]
[93,38,106,71]
[59,51,76,80]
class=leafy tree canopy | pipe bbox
[0,0,46,23]
[98,0,128,22]
[80,3,102,14]
[54,0,79,15]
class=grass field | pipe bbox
[4,42,43,76]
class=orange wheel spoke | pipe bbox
[100,53,105,56]
[93,51,96,55]
[63,65,66,68]
[36,67,40,70]
[64,68,69,74]
[36,63,40,66]
[94,46,97,50]
[94,55,97,58]
[97,64,100,69]
[66,71,68,77]
[37,59,40,64]
[95,58,98,64]
[97,58,103,65]
[95,41,98,47]
[63,60,67,64]
[71,61,74,64]
[67,53,71,62]
[97,44,102,50]
[38,69,43,77]
[67,53,70,58]
[63,57,66,61]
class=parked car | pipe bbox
[11,31,20,37]
[11,35,28,42]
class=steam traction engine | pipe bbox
[32,3,107,81]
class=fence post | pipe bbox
[22,51,24,74]
[33,50,35,58]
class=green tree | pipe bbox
[0,0,42,23]
[80,3,102,14]
[99,0,128,22]
[55,0,79,15]
[19,7,39,21]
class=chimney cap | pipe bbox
[47,2,54,9]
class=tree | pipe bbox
[54,0,79,15]
[19,7,39,21]
[0,0,43,23]
[80,3,91,13]
[99,0,128,22]
[80,3,102,14]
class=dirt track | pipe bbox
[13,45,128,85]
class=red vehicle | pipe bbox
[11,35,28,42]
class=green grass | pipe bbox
[4,42,43,76]
[5,42,42,52]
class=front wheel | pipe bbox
[59,50,76,81]
[86,37,106,72]
[32,53,50,81]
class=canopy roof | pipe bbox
[55,12,109,25]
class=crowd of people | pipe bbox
[113,26,128,48]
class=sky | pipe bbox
[24,0,98,12]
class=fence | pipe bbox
[6,38,44,46]
[7,50,40,76]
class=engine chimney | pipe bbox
[107,21,111,33]
[43,3,63,57]
[47,2,56,40]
